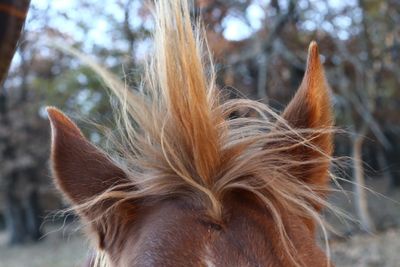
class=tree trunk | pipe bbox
[24,187,42,241]
[3,172,43,244]
[376,149,394,188]
[4,174,27,245]
[257,53,269,102]
[352,136,374,232]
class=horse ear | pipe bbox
[47,107,132,249]
[281,42,333,191]
[47,107,128,206]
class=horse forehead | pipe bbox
[118,197,327,267]
[119,198,279,266]
[120,201,212,266]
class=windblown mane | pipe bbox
[63,1,336,266]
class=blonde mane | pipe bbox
[62,1,338,267]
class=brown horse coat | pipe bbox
[48,1,335,266]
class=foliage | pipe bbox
[1,0,400,243]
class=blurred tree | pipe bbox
[2,0,400,243]
[199,0,400,232]
[0,36,47,244]
[0,0,151,244]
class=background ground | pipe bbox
[1,227,400,267]
[0,224,88,267]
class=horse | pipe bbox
[47,1,335,266]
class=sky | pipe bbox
[27,0,358,46]
[20,0,359,121]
